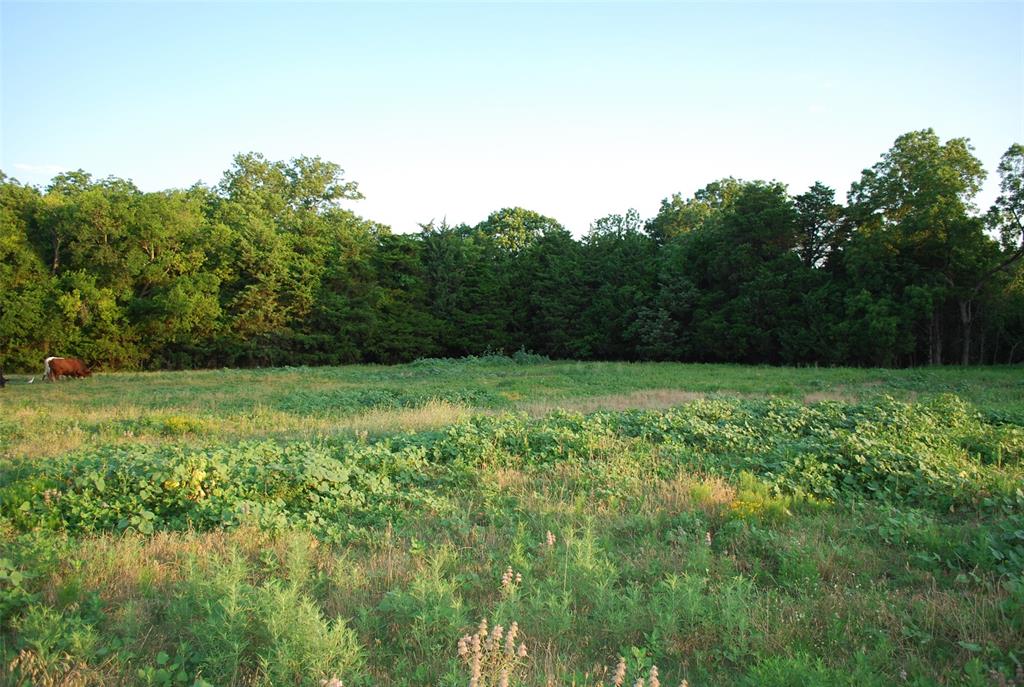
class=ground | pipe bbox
[1,358,1022,686]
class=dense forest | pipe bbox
[2,129,1022,371]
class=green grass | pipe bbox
[1,359,1022,686]
[2,359,1022,461]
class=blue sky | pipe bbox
[2,1,1021,234]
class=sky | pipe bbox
[2,1,1022,235]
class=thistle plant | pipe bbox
[457,618,529,687]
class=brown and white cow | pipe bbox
[43,356,91,381]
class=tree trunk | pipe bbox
[959,299,972,366]
[929,311,943,365]
[51,234,61,274]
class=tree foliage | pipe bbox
[1,132,1021,371]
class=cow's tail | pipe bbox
[43,357,54,381]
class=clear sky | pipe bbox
[2,1,1021,234]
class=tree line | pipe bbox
[1,129,1022,372]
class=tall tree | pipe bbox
[580,210,658,359]
[645,178,744,244]
[846,129,989,364]
[794,182,844,269]
[474,207,565,254]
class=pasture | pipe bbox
[1,358,1022,686]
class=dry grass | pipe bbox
[330,400,481,435]
[802,390,860,404]
[2,400,479,461]
[518,389,706,416]
[644,473,736,517]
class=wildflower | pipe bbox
[486,624,503,653]
[613,657,627,687]
[320,679,343,687]
[505,621,519,655]
[460,618,529,686]
[705,531,712,546]
[679,681,689,687]
[471,652,481,687]
[501,565,523,592]
[634,677,645,687]
[649,666,660,687]
[546,530,557,547]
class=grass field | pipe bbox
[1,358,1022,686]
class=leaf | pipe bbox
[957,641,982,652]
[157,651,169,665]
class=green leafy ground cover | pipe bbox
[1,360,1022,685]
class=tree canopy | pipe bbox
[2,130,1022,371]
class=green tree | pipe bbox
[581,210,658,359]
[0,173,63,370]
[794,182,844,269]
[515,225,586,357]
[645,178,744,244]
[366,231,440,363]
[474,207,563,254]
[846,129,990,364]
[210,153,364,365]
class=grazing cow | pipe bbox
[44,356,91,381]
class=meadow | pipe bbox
[1,357,1022,686]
